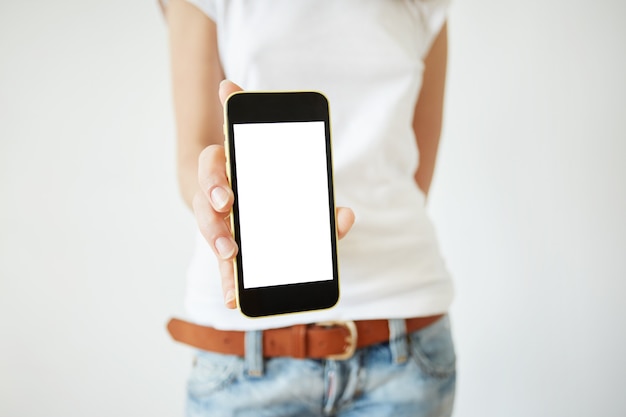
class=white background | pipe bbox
[1,1,625,416]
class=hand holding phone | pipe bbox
[194,81,354,314]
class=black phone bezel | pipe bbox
[224,91,339,318]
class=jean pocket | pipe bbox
[187,350,242,400]
[409,315,456,378]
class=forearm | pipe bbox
[412,22,448,198]
[414,128,441,197]
[167,0,224,209]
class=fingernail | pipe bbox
[215,236,235,259]
[210,187,228,210]
[224,289,235,306]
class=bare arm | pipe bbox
[165,2,355,308]
[167,0,224,209]
[167,0,240,308]
[413,22,448,198]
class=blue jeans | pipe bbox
[186,316,456,417]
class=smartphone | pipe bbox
[223,91,340,318]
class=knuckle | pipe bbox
[193,195,222,238]
[191,191,204,211]
[198,145,225,173]
[198,143,223,161]
[219,261,234,285]
[198,168,228,193]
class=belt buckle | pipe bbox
[315,320,358,360]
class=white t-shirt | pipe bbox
[183,0,453,330]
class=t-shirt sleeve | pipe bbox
[184,0,217,20]
[414,0,452,55]
[158,0,217,21]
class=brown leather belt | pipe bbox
[167,315,443,360]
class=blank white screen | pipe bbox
[232,121,334,289]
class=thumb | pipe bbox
[219,80,244,106]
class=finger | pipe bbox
[219,79,244,106]
[218,259,237,309]
[198,144,234,213]
[336,207,355,240]
[192,191,239,260]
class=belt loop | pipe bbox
[244,330,264,377]
[388,319,408,364]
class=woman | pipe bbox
[164,1,456,416]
